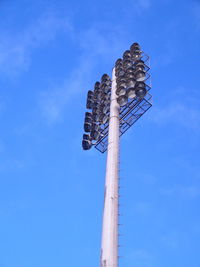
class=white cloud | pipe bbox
[0,158,25,172]
[151,102,200,132]
[0,139,4,153]
[0,12,72,76]
[134,201,153,215]
[39,56,94,123]
[160,184,200,198]
[191,1,200,27]
[39,26,126,123]
[161,231,180,249]
[126,249,154,267]
[136,0,151,9]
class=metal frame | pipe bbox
[94,52,152,153]
[95,92,152,153]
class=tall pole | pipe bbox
[100,68,120,267]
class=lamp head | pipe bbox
[82,139,92,150]
[86,99,93,109]
[115,58,123,67]
[84,122,92,132]
[135,70,146,82]
[127,88,136,99]
[116,86,126,96]
[94,82,100,89]
[83,134,91,141]
[117,95,128,106]
[135,82,147,98]
[126,79,136,89]
[101,74,110,82]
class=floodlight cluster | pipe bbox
[115,43,149,106]
[82,42,151,152]
[82,74,111,150]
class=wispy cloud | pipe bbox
[151,102,200,132]
[39,26,125,123]
[160,184,200,198]
[0,139,4,153]
[160,231,180,249]
[133,201,153,215]
[191,1,200,29]
[0,12,72,76]
[136,0,151,9]
[39,57,93,123]
[126,249,154,267]
[0,158,25,172]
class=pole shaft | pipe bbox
[101,68,120,267]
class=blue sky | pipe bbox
[0,0,200,266]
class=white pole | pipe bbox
[100,68,120,267]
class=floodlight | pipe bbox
[123,59,132,65]
[116,69,125,78]
[95,81,101,89]
[131,48,141,54]
[82,139,92,150]
[103,105,110,114]
[117,95,128,106]
[92,106,100,114]
[135,65,145,72]
[135,82,147,98]
[125,66,135,73]
[123,50,131,59]
[117,75,126,82]
[93,113,100,122]
[135,70,146,81]
[83,133,91,140]
[85,112,93,118]
[116,61,123,68]
[92,122,99,130]
[84,122,92,132]
[132,52,142,61]
[87,90,94,97]
[86,99,93,109]
[123,60,132,69]
[130,42,140,50]
[102,100,110,109]
[94,96,101,103]
[116,87,126,96]
[103,86,111,94]
[86,90,94,109]
[134,60,145,72]
[91,124,101,140]
[85,117,92,123]
[115,65,123,71]
[127,87,136,99]
[102,94,111,101]
[91,131,100,141]
[100,103,110,113]
[125,72,135,80]
[101,74,110,82]
[135,88,147,98]
[115,58,123,67]
[126,79,136,89]
[115,68,123,76]
[130,43,140,51]
[101,80,111,87]
[100,113,109,124]
[134,59,145,67]
[117,81,126,89]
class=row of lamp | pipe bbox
[82,74,112,150]
[115,43,149,106]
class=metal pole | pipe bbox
[100,68,120,267]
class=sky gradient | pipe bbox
[0,0,200,266]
